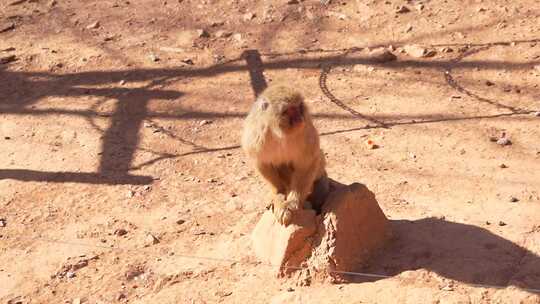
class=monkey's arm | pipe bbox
[286,155,322,208]
[257,162,286,195]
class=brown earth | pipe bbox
[1,0,540,303]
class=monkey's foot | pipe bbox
[272,199,301,226]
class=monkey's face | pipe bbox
[277,101,305,133]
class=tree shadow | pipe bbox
[357,218,540,294]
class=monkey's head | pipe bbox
[258,85,307,137]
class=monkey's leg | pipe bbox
[257,162,288,211]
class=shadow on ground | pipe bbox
[358,218,540,294]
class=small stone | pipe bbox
[126,190,135,198]
[66,271,76,278]
[199,119,212,126]
[509,196,519,203]
[196,29,209,38]
[485,221,491,225]
[498,221,507,226]
[72,298,81,304]
[0,218,6,227]
[86,21,100,29]
[2,47,16,52]
[215,30,232,38]
[403,45,436,58]
[181,58,194,65]
[233,33,243,43]
[119,80,126,85]
[499,163,507,168]
[117,293,126,301]
[405,24,413,32]
[369,48,397,62]
[0,22,15,33]
[441,285,454,291]
[533,111,540,117]
[114,228,128,236]
[216,291,233,297]
[49,0,57,7]
[287,0,299,4]
[485,80,495,86]
[441,47,454,53]
[243,12,255,21]
[176,219,186,225]
[287,287,295,292]
[149,54,160,62]
[145,233,160,246]
[477,7,486,12]
[415,4,424,11]
[0,55,17,64]
[496,137,511,146]
[396,6,410,13]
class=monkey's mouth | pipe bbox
[285,105,304,127]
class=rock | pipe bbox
[0,55,17,64]
[176,219,186,225]
[496,137,511,146]
[0,22,15,33]
[66,271,76,278]
[149,53,160,62]
[252,209,317,276]
[415,4,424,11]
[9,0,27,5]
[215,30,232,38]
[114,228,128,236]
[125,267,144,280]
[396,6,410,13]
[405,24,413,32]
[196,29,209,38]
[181,58,194,65]
[0,218,6,227]
[485,80,495,86]
[49,0,57,7]
[199,119,212,126]
[499,221,507,226]
[86,21,100,29]
[441,47,454,53]
[243,12,255,21]
[509,196,519,203]
[145,233,160,246]
[368,48,397,63]
[251,181,391,281]
[126,190,135,198]
[499,163,507,168]
[2,47,16,52]
[403,45,436,58]
[534,111,540,117]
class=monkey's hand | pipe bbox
[272,195,301,226]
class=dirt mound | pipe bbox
[251,181,391,283]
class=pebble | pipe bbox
[0,55,17,64]
[66,271,76,278]
[499,163,507,168]
[287,287,295,292]
[199,119,212,126]
[485,80,495,86]
[126,190,135,198]
[403,45,436,58]
[243,12,255,21]
[149,54,160,62]
[0,22,15,33]
[114,228,128,236]
[181,58,194,65]
[509,196,519,203]
[533,111,540,117]
[441,47,454,53]
[498,221,507,226]
[86,21,100,29]
[196,29,209,38]
[145,233,160,246]
[396,6,410,13]
[176,219,186,225]
[215,30,232,38]
[496,137,511,146]
[0,218,6,227]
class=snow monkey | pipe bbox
[241,84,329,226]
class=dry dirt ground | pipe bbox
[1,0,540,303]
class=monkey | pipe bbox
[241,84,329,226]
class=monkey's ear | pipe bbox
[257,97,269,110]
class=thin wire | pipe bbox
[12,235,540,293]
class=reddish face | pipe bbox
[281,103,305,130]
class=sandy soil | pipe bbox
[1,0,540,303]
